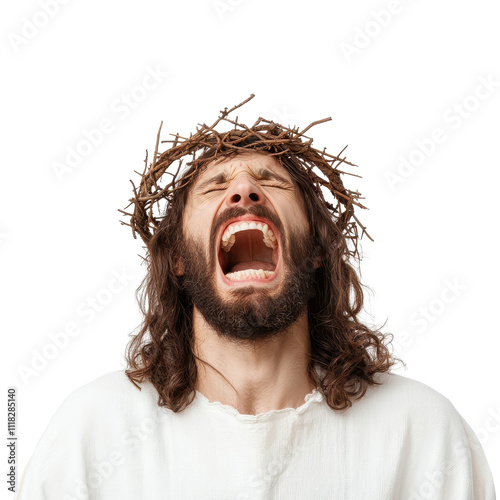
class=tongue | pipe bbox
[230,261,275,273]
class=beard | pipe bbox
[178,214,319,343]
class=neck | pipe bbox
[192,306,316,415]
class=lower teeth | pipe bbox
[225,269,274,281]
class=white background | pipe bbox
[2,0,499,494]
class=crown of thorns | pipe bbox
[119,94,372,259]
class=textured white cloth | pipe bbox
[15,370,496,500]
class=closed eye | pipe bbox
[204,184,285,194]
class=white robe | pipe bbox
[14,370,496,499]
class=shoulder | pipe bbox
[359,372,484,454]
[49,370,160,430]
[352,371,465,431]
[15,372,166,498]
[356,374,497,497]
[364,371,457,412]
[349,372,468,460]
[61,369,146,403]
[29,370,164,466]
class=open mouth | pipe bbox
[217,219,281,284]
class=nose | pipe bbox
[224,174,267,210]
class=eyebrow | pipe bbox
[194,167,292,193]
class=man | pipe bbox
[15,97,496,499]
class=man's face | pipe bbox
[178,151,319,342]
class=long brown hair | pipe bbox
[124,135,403,413]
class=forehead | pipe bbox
[192,152,294,188]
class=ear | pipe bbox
[306,255,322,272]
[172,257,185,276]
[312,256,322,269]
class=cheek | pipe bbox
[183,200,201,232]
[181,210,190,240]
[182,205,211,248]
[284,201,309,234]
[185,195,222,232]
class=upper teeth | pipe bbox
[221,221,277,253]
